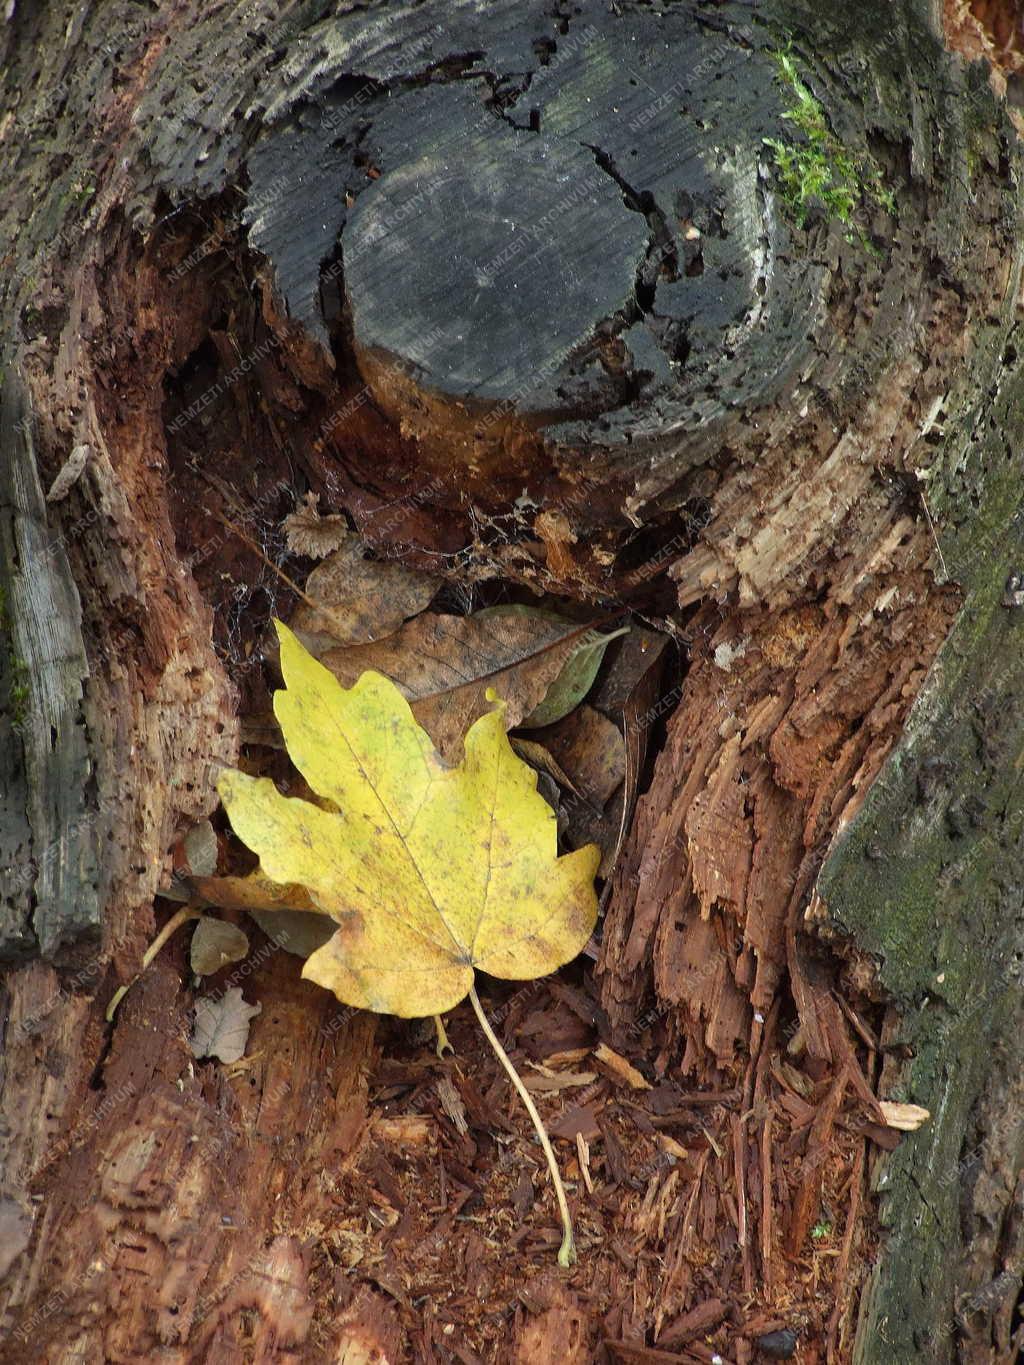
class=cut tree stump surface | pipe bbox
[246,4,821,494]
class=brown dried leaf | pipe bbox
[190,917,249,975]
[321,609,601,761]
[190,987,261,1063]
[510,737,581,796]
[282,492,350,558]
[248,909,337,958]
[183,820,219,876]
[560,627,668,883]
[238,713,284,748]
[533,705,626,807]
[562,788,624,881]
[290,539,441,649]
[191,872,318,915]
[190,872,332,959]
[164,819,220,902]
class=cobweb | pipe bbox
[211,488,299,678]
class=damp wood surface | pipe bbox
[0,374,98,961]
[2,1,1024,1362]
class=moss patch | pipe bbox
[0,581,31,726]
[764,47,896,245]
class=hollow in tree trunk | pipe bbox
[2,2,1024,1361]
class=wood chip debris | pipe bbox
[523,1064,598,1093]
[371,1115,436,1147]
[593,1042,651,1090]
[575,1132,594,1194]
[436,1076,469,1135]
[878,1100,931,1131]
[45,443,91,502]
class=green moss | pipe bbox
[0,584,30,724]
[763,47,896,248]
[10,670,29,724]
[821,355,1024,1362]
[68,178,95,207]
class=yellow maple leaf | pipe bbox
[218,622,600,1018]
[217,621,601,1264]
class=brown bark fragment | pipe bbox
[601,564,957,1065]
[333,1286,404,1363]
[513,1287,589,1364]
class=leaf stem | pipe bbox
[433,1014,454,1058]
[467,981,576,1266]
[105,905,203,1022]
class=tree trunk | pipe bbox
[2,1,1023,1361]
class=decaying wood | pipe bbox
[2,0,1024,1361]
[0,375,98,960]
[600,570,957,1052]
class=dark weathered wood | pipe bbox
[0,369,99,960]
[245,4,823,523]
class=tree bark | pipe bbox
[1,1,1023,1361]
